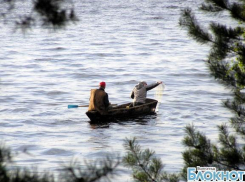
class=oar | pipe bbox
[68,104,117,109]
[68,104,90,108]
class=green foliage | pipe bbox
[180,0,245,89]
[180,0,245,178]
[0,144,11,182]
[0,144,119,182]
[6,169,55,182]
[123,137,179,182]
[0,0,78,31]
[62,156,120,182]
[179,8,212,44]
[0,144,12,164]
[0,144,54,182]
[182,124,245,179]
[181,125,214,179]
[33,0,77,28]
[0,140,179,182]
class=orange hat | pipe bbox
[100,82,106,88]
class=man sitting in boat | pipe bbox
[131,81,162,106]
[88,82,111,115]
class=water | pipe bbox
[0,0,233,181]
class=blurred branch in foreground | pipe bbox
[0,0,78,31]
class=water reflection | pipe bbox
[87,127,111,154]
[89,114,158,128]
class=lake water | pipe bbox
[0,0,233,181]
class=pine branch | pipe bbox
[209,38,230,61]
[200,4,224,13]
[204,0,229,9]
[34,0,78,28]
[123,138,177,182]
[210,22,244,41]
[0,0,78,31]
[62,155,120,182]
[207,59,237,87]
[200,0,229,13]
[0,144,12,164]
[200,0,245,21]
[230,3,245,21]
[180,7,245,64]
[179,8,212,44]
[208,24,245,62]
[182,125,214,166]
[123,138,157,182]
[217,125,237,149]
[160,173,180,182]
[9,168,55,182]
[183,125,212,151]
[234,91,245,104]
[214,159,241,170]
[230,117,245,136]
[180,0,245,176]
[216,124,245,169]
[224,99,245,117]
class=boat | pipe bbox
[85,98,158,123]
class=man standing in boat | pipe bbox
[131,81,162,106]
[88,82,111,115]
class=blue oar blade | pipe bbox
[68,105,79,109]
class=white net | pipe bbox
[154,83,165,112]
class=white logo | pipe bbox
[187,166,245,181]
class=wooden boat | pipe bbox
[86,98,158,123]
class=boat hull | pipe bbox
[86,98,158,123]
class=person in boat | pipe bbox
[88,81,111,115]
[131,81,162,106]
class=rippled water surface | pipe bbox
[0,0,233,181]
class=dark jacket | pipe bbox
[88,88,110,115]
